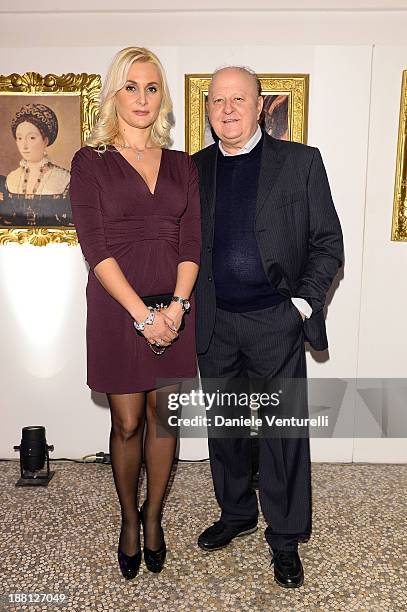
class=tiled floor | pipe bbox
[1,461,406,612]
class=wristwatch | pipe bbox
[171,296,191,312]
[133,308,155,332]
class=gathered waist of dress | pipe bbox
[104,215,180,247]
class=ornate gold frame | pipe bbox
[391,70,407,241]
[185,73,309,154]
[0,72,101,246]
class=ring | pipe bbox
[155,340,162,347]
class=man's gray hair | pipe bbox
[210,65,262,97]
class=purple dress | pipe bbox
[69,145,201,393]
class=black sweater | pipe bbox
[213,136,286,312]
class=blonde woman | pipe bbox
[69,47,201,579]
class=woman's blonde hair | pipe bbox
[86,46,173,149]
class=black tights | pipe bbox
[108,386,178,555]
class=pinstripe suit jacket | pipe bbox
[192,132,344,354]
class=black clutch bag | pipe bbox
[141,293,185,331]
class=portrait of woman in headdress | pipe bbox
[0,103,73,227]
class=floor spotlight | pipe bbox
[14,426,54,486]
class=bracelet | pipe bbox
[133,308,155,332]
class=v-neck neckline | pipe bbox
[112,145,165,196]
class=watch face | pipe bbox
[184,300,191,311]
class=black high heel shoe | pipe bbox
[117,520,142,580]
[140,503,167,573]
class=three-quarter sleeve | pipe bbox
[177,155,201,265]
[69,147,112,270]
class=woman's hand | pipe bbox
[163,301,184,333]
[141,309,178,347]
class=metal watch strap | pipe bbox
[171,296,190,312]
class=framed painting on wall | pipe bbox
[0,72,100,246]
[185,73,309,155]
[391,70,407,241]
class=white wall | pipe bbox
[353,45,407,462]
[1,3,406,462]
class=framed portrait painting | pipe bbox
[0,72,100,246]
[185,73,309,154]
[391,70,407,241]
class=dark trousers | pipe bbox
[198,298,312,552]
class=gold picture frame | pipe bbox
[391,70,407,241]
[0,72,101,246]
[185,73,309,154]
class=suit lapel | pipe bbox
[202,144,218,219]
[255,133,288,219]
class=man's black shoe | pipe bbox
[270,548,304,588]
[197,520,257,551]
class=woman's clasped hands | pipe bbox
[142,302,184,348]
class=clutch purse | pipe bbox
[140,293,185,355]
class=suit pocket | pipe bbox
[275,190,306,210]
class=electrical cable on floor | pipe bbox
[0,455,209,464]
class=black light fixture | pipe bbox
[13,426,54,486]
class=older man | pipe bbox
[192,66,343,588]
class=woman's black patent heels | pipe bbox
[117,547,142,580]
[140,503,167,573]
[117,521,142,580]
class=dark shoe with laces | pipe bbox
[270,548,304,588]
[197,520,258,551]
[140,503,167,573]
